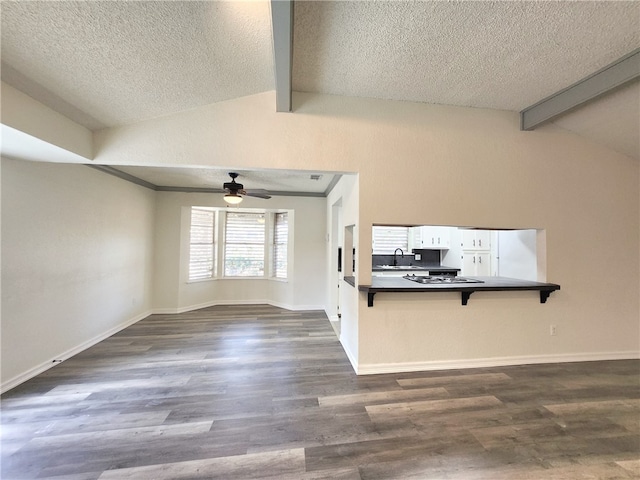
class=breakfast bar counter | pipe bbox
[358,276,561,306]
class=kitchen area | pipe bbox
[365,225,559,306]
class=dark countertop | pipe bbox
[359,276,561,306]
[344,275,356,287]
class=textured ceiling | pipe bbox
[0,0,638,190]
[0,1,274,129]
[293,1,639,111]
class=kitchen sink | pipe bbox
[403,274,484,284]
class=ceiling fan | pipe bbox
[223,172,271,204]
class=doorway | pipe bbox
[329,199,343,336]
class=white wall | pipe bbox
[92,91,639,373]
[441,227,539,280]
[497,230,538,281]
[1,82,93,160]
[326,174,360,368]
[152,191,327,313]
[3,89,637,382]
[1,158,156,391]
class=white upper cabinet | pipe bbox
[409,226,451,250]
[461,229,491,251]
[408,226,421,251]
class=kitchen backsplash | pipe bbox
[372,249,440,267]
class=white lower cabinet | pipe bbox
[462,251,491,276]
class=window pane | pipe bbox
[225,212,265,276]
[273,212,288,278]
[189,207,215,280]
[372,226,408,254]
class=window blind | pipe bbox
[224,212,265,276]
[189,207,215,280]
[273,212,288,278]
[372,226,409,254]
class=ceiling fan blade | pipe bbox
[245,189,271,199]
[224,182,243,191]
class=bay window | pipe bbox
[188,207,289,281]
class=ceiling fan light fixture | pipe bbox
[224,193,243,204]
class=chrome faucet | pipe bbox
[393,248,404,266]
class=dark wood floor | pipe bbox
[2,304,639,479]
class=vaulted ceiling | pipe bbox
[1,1,638,191]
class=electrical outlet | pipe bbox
[550,325,557,336]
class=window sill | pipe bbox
[224,276,289,283]
[187,276,288,284]
[223,276,268,280]
[187,277,217,284]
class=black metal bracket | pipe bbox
[540,290,553,304]
[461,291,473,306]
[367,292,376,307]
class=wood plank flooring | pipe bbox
[1,304,639,479]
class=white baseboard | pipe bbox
[151,307,183,314]
[340,338,359,374]
[10,308,632,393]
[154,300,325,315]
[153,300,269,315]
[1,310,152,394]
[356,351,640,375]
